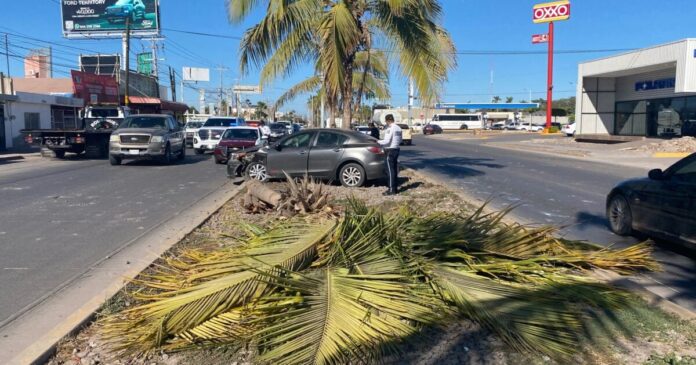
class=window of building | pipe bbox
[24,112,40,130]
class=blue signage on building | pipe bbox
[635,78,676,92]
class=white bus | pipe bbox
[431,113,483,130]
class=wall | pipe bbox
[615,68,679,101]
[577,76,616,135]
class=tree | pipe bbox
[229,0,456,128]
[492,96,502,103]
[505,96,514,103]
[254,101,269,120]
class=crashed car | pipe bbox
[213,127,266,164]
[226,128,386,187]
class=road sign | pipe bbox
[533,1,570,23]
[532,33,549,44]
[233,85,262,94]
[137,53,153,75]
[182,67,210,82]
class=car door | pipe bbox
[266,131,316,177]
[630,179,667,233]
[308,131,348,178]
[660,156,696,243]
[167,117,184,151]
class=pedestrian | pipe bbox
[259,120,271,137]
[368,122,380,139]
[378,114,402,196]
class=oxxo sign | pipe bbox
[533,0,571,23]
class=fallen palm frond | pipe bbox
[101,200,658,362]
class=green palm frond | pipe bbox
[317,2,361,97]
[274,75,321,110]
[255,265,440,365]
[100,219,336,355]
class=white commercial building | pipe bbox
[576,39,696,138]
[1,91,83,150]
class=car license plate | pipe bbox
[128,149,140,155]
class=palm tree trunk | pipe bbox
[342,62,354,129]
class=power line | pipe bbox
[162,28,242,40]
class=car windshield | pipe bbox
[204,118,240,127]
[222,129,258,140]
[119,116,167,129]
[185,122,203,129]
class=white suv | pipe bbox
[193,117,246,154]
[562,122,576,136]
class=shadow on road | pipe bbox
[401,149,505,179]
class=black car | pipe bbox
[233,129,387,187]
[606,152,696,245]
[423,123,443,135]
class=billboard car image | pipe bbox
[61,0,160,37]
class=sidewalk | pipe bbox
[483,136,694,170]
[0,148,42,163]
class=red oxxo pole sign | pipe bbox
[533,0,570,131]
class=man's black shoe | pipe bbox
[382,191,396,196]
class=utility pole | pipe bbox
[4,33,11,78]
[215,65,229,116]
[124,17,131,107]
[169,66,176,102]
[407,79,414,126]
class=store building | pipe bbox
[576,39,696,137]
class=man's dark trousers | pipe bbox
[385,148,400,194]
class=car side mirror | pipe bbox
[648,169,665,180]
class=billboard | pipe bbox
[533,1,570,23]
[61,0,160,38]
[182,67,210,82]
[71,70,120,105]
[137,53,153,75]
[79,54,120,76]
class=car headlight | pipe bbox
[109,135,119,142]
[150,136,164,143]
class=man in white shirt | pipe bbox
[259,120,271,137]
[378,114,402,195]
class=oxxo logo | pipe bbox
[533,1,571,23]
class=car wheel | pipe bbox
[339,163,366,187]
[109,155,121,166]
[607,194,633,236]
[178,145,186,161]
[460,124,468,130]
[162,144,172,165]
[246,162,268,182]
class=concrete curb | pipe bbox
[652,152,691,158]
[0,156,25,162]
[405,166,696,321]
[1,179,245,365]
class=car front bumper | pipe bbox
[109,141,167,159]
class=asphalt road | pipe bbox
[403,135,696,311]
[0,151,229,327]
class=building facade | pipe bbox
[576,39,696,137]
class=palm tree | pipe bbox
[101,201,657,362]
[254,101,269,120]
[492,96,502,103]
[273,50,390,128]
[229,0,456,128]
[505,96,514,103]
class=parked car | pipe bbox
[517,123,544,132]
[184,121,204,148]
[108,114,186,165]
[423,123,443,135]
[238,129,386,187]
[106,0,146,23]
[213,127,266,164]
[397,123,413,145]
[194,117,246,154]
[562,122,576,136]
[412,122,424,133]
[606,152,696,246]
[268,123,289,142]
[355,126,371,135]
[490,122,506,130]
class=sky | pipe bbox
[2,0,696,115]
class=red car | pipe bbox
[213,127,266,164]
[423,123,443,135]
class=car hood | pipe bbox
[114,128,167,136]
[218,139,257,148]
